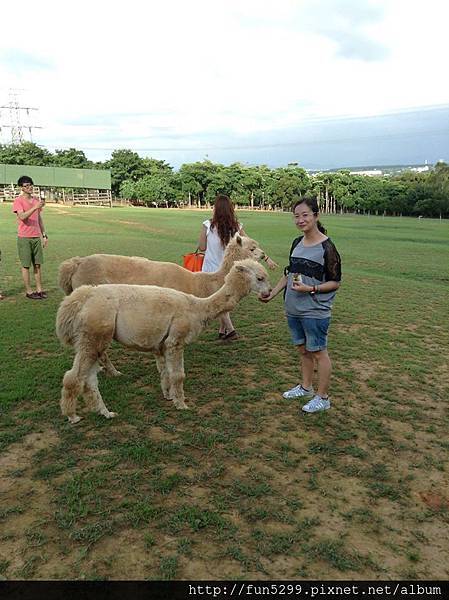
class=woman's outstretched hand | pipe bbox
[266,257,278,270]
[258,291,273,303]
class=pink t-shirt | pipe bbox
[12,196,42,238]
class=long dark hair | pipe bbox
[211,194,240,246]
[292,195,327,234]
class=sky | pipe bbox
[0,0,448,170]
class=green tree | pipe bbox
[134,174,173,207]
[178,160,219,206]
[426,161,449,217]
[328,170,354,212]
[177,171,203,206]
[205,163,249,203]
[119,179,136,200]
[141,157,173,177]
[52,148,92,168]
[0,142,53,166]
[237,165,262,207]
[310,172,337,213]
[120,172,179,207]
[268,165,309,209]
[233,164,274,208]
[105,149,145,196]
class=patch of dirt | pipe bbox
[238,365,274,390]
[349,359,383,382]
[1,354,448,580]
[418,491,449,511]
[115,220,170,236]
[0,430,60,576]
[49,206,71,215]
[334,323,366,334]
[22,347,60,359]
[0,430,60,477]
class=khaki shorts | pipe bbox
[17,237,44,268]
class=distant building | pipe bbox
[349,169,383,177]
[311,163,435,177]
[409,165,430,173]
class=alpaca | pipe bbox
[58,234,264,297]
[58,234,265,377]
[56,259,271,424]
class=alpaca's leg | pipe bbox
[60,352,84,424]
[99,351,122,377]
[165,347,188,410]
[155,353,171,399]
[84,362,118,419]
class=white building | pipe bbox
[349,169,383,177]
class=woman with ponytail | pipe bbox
[260,194,341,413]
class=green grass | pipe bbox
[0,204,448,579]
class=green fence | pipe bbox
[0,164,111,189]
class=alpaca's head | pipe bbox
[226,259,271,297]
[224,234,264,263]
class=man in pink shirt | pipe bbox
[12,176,49,300]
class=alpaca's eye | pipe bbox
[257,277,264,281]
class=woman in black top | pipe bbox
[260,195,341,413]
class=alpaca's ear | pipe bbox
[235,234,243,246]
[235,263,248,273]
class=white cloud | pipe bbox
[0,0,448,165]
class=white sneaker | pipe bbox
[282,384,314,399]
[302,395,331,413]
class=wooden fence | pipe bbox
[0,185,112,206]
[67,189,112,207]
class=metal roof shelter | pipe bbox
[0,163,111,189]
[0,163,112,206]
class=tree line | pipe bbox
[1,142,448,217]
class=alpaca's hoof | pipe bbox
[175,402,189,410]
[68,415,82,424]
[107,370,122,378]
[99,365,122,377]
[101,410,117,419]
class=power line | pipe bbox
[0,89,42,144]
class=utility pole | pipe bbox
[0,89,41,144]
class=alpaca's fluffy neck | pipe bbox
[199,272,249,323]
[211,242,241,281]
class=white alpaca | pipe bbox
[56,259,271,424]
[58,234,265,377]
[58,234,264,296]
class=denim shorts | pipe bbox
[286,315,330,352]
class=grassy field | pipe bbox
[0,203,448,580]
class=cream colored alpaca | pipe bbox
[58,234,264,296]
[56,259,271,424]
[58,234,265,377]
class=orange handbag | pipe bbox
[182,249,205,272]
